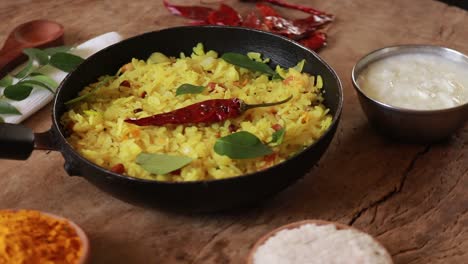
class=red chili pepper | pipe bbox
[125,96,292,126]
[299,31,327,51]
[242,0,331,16]
[207,82,217,92]
[110,163,125,174]
[228,124,238,133]
[272,123,282,131]
[262,16,302,38]
[255,2,281,17]
[170,169,182,176]
[263,152,277,163]
[163,0,334,51]
[120,80,131,87]
[163,0,214,20]
[207,4,242,26]
[293,14,334,31]
[242,11,262,29]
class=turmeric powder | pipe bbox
[0,210,84,264]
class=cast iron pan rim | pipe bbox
[52,25,344,185]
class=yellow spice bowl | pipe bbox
[0,209,89,264]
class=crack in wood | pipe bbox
[368,206,378,225]
[393,239,430,257]
[348,145,432,226]
[189,221,238,264]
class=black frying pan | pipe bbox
[0,26,343,212]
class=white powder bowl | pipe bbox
[351,45,468,142]
[247,220,393,264]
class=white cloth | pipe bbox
[1,32,123,124]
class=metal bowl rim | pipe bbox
[351,44,468,114]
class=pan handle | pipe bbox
[0,123,58,160]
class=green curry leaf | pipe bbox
[23,48,49,65]
[221,52,278,77]
[214,131,273,159]
[4,84,34,101]
[0,101,21,115]
[43,45,72,56]
[0,116,4,123]
[17,80,54,93]
[49,52,84,72]
[270,127,285,145]
[29,74,58,89]
[0,75,13,87]
[65,91,93,105]
[136,153,192,175]
[176,83,205,96]
[14,59,33,78]
[65,76,114,105]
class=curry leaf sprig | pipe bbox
[0,46,84,118]
[221,52,283,80]
[136,153,193,175]
[135,129,286,175]
[214,131,274,159]
[175,83,205,96]
[65,75,115,105]
[269,127,285,146]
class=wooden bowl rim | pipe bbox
[0,209,89,264]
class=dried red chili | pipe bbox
[299,32,327,51]
[163,0,334,51]
[207,82,217,92]
[263,152,277,163]
[163,0,213,21]
[255,2,280,17]
[170,169,182,176]
[243,0,331,16]
[120,80,131,87]
[125,96,292,126]
[271,123,282,131]
[110,163,125,174]
[228,124,238,133]
[206,4,242,26]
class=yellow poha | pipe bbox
[61,43,332,182]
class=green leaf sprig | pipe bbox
[136,153,192,175]
[64,75,115,105]
[269,127,285,146]
[0,46,84,116]
[0,101,21,115]
[214,131,273,159]
[175,83,205,96]
[221,52,282,79]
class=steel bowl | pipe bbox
[351,45,468,142]
[0,26,343,212]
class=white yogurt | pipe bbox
[357,52,468,110]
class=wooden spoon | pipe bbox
[246,219,394,264]
[0,20,64,78]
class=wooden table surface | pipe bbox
[1,0,467,263]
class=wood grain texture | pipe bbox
[0,0,467,263]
